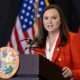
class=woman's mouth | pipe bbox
[48,25,54,28]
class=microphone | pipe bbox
[17,37,39,54]
[24,37,38,50]
[18,38,45,54]
[29,37,38,45]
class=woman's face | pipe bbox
[43,8,61,33]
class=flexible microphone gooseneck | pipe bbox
[17,38,45,54]
[17,38,40,52]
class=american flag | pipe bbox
[8,0,47,54]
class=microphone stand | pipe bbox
[24,46,45,54]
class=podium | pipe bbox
[1,54,70,80]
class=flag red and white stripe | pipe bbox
[8,17,34,54]
[8,0,47,54]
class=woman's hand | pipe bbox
[62,66,73,79]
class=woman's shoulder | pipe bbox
[69,32,80,40]
[68,32,80,45]
[68,32,80,62]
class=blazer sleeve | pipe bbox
[70,33,80,80]
[72,69,80,80]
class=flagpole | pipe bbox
[35,0,39,25]
[34,0,39,36]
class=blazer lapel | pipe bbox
[52,36,61,62]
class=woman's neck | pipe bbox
[47,30,60,49]
[48,30,60,41]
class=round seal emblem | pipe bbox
[0,47,19,79]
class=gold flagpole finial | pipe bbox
[45,0,50,6]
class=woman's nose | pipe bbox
[49,18,53,23]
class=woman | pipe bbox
[32,5,80,80]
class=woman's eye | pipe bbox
[44,17,48,20]
[43,16,57,20]
[52,16,56,19]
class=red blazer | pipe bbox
[34,32,80,80]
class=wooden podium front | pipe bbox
[1,54,70,80]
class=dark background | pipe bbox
[49,0,80,32]
[0,0,22,47]
[0,0,80,47]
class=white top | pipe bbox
[45,32,59,61]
